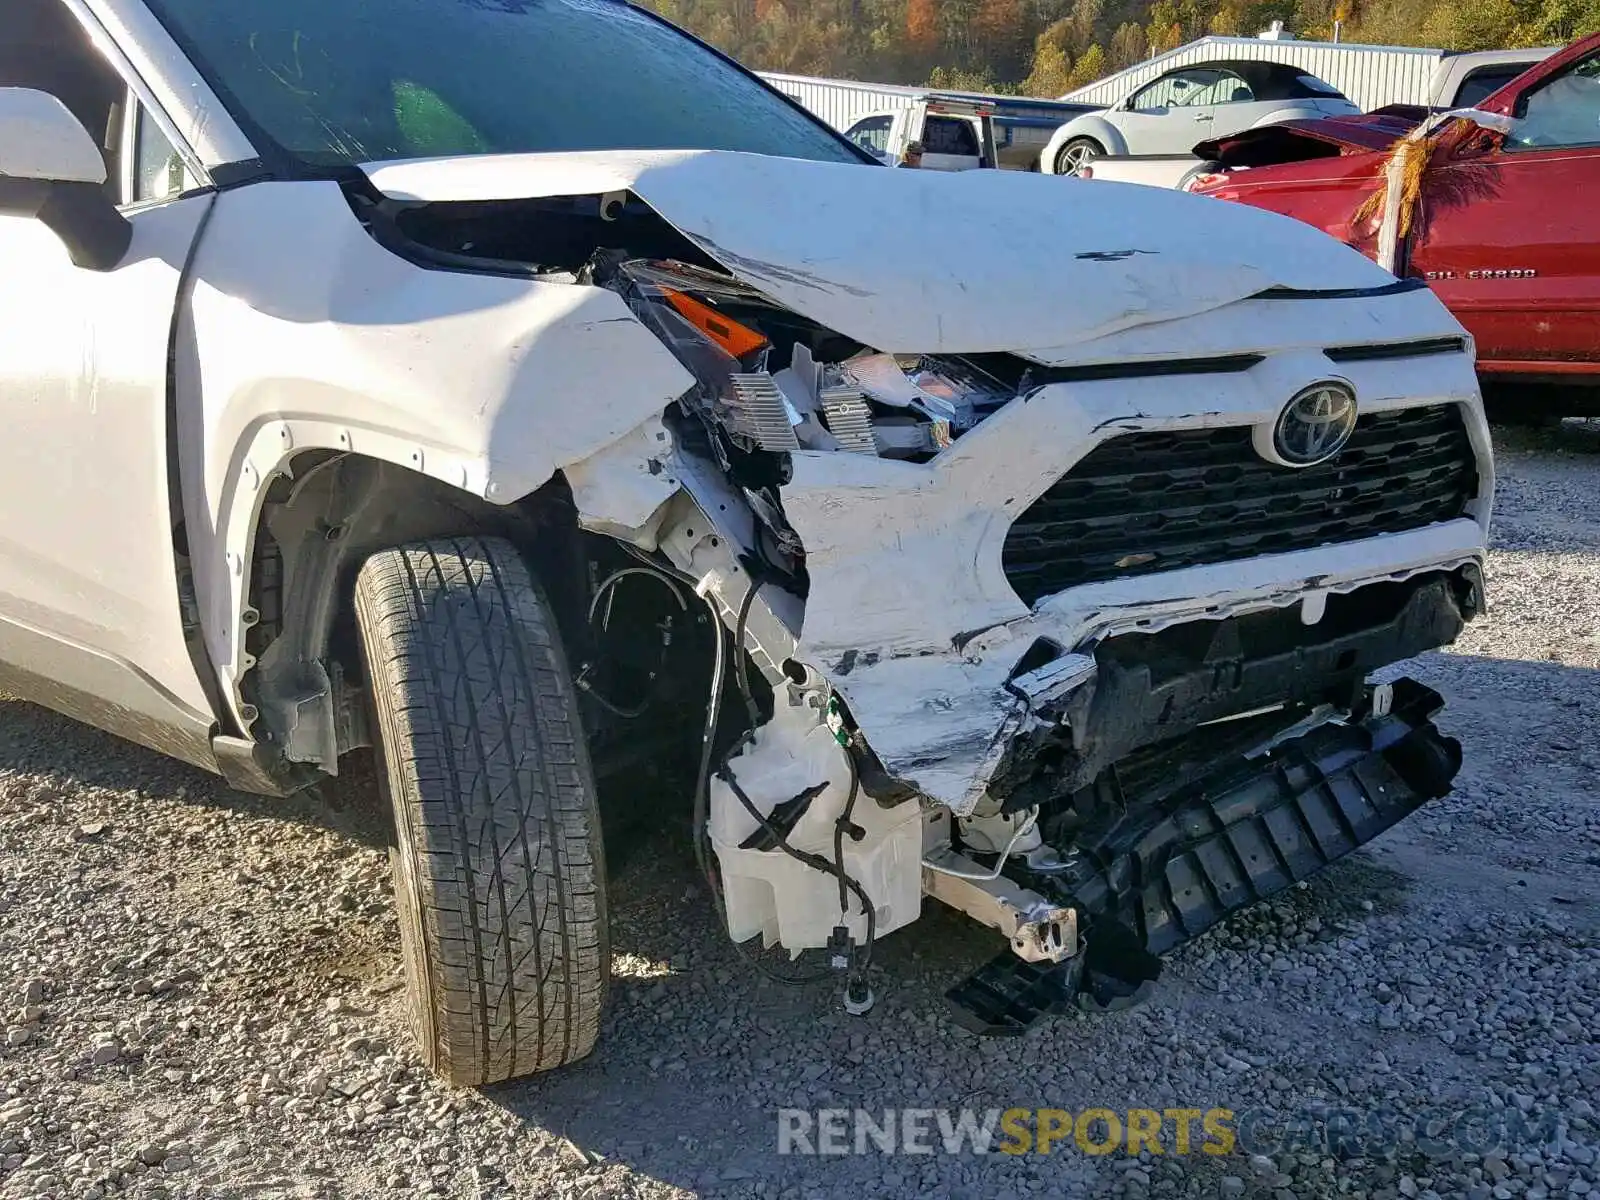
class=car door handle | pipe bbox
[1194,113,1214,121]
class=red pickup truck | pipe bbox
[1191,33,1600,415]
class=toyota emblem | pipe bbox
[1273,382,1358,466]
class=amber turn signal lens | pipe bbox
[661,288,769,359]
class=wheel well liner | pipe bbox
[241,451,582,785]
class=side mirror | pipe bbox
[0,88,131,271]
[1456,126,1503,157]
[1434,111,1514,160]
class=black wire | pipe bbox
[576,682,650,720]
[588,566,688,623]
[579,566,689,719]
[718,761,877,971]
[621,543,699,587]
[836,750,874,973]
[683,557,874,989]
[691,592,727,898]
[695,671,833,987]
[830,750,875,971]
[732,581,763,728]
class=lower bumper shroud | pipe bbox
[946,678,1461,1035]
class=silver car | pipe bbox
[1042,60,1360,174]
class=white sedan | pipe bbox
[1041,60,1359,175]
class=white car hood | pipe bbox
[363,148,1395,361]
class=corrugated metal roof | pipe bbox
[760,72,1099,133]
[760,73,924,130]
[1060,36,1446,111]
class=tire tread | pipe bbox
[354,537,606,1086]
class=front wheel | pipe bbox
[354,537,608,1086]
[1055,136,1103,176]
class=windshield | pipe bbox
[143,0,863,170]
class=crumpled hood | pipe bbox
[363,148,1397,358]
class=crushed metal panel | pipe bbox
[1018,282,1465,368]
[362,148,1397,355]
[564,417,682,547]
[179,181,695,727]
[780,361,1488,813]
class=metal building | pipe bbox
[1059,36,1447,111]
[759,72,985,131]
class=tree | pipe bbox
[1069,0,1105,51]
[1066,40,1108,86]
[975,0,1030,74]
[1209,0,1249,33]
[929,63,1014,88]
[907,0,941,50]
[1109,20,1148,65]
[1419,0,1518,47]
[937,0,985,61]
[645,0,1583,100]
[1023,36,1074,92]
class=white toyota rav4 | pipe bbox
[0,0,1492,1085]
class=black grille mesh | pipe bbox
[1002,404,1477,603]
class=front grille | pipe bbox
[1002,404,1477,603]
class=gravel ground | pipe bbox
[1,424,1596,1200]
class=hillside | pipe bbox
[643,0,1600,95]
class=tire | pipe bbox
[1055,136,1103,176]
[1178,160,1222,192]
[354,536,607,1086]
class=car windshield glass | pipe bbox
[142,0,862,169]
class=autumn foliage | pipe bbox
[642,0,1600,96]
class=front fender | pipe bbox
[175,181,693,730]
[1042,116,1126,171]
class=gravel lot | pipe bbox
[1,424,1596,1200]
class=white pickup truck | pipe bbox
[1,0,1490,1085]
[1079,47,1558,189]
[843,93,1100,170]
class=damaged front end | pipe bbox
[583,252,1483,1026]
[361,152,1491,1025]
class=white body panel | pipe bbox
[0,195,216,758]
[175,181,693,723]
[1079,156,1207,189]
[171,147,1483,737]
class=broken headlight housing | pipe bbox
[599,257,1017,466]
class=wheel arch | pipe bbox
[1044,121,1121,173]
[225,439,593,793]
[175,182,696,788]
